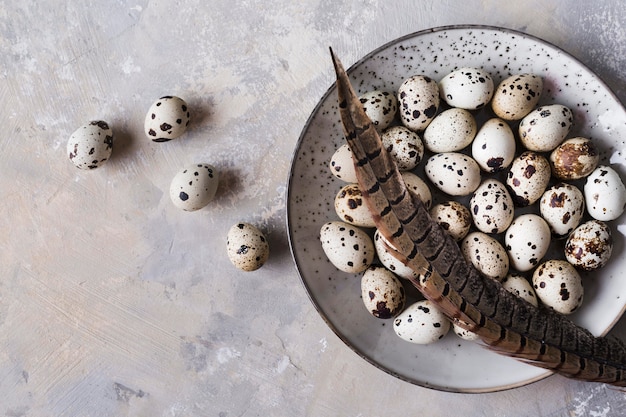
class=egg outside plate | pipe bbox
[286,25,626,393]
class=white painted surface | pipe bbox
[1,0,626,415]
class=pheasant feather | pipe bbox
[330,48,626,386]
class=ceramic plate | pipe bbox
[287,25,626,393]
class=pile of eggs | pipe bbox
[321,67,626,345]
[66,96,269,272]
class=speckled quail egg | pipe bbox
[491,74,543,121]
[67,120,114,170]
[359,90,398,131]
[401,171,432,209]
[584,165,626,221]
[226,222,270,272]
[329,144,358,183]
[539,183,585,237]
[506,151,551,207]
[397,75,440,131]
[438,67,494,110]
[550,137,599,180]
[334,183,376,228]
[518,104,573,152]
[470,179,514,234]
[532,260,584,315]
[320,221,375,274]
[471,118,516,173]
[501,273,539,307]
[374,230,419,281]
[505,214,551,272]
[393,300,451,344]
[429,201,472,242]
[565,220,613,271]
[422,108,477,153]
[360,265,406,319]
[381,126,424,171]
[144,95,190,142]
[170,163,219,211]
[461,232,509,281]
[425,152,481,196]
[452,322,480,341]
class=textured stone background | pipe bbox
[1,0,625,416]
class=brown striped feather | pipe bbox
[330,48,626,386]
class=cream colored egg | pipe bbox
[425,152,481,196]
[461,232,509,281]
[320,221,375,274]
[359,90,398,131]
[429,201,472,242]
[491,74,543,121]
[471,118,516,173]
[360,265,406,319]
[400,171,432,208]
[374,230,419,281]
[584,165,626,221]
[393,300,450,344]
[539,183,585,237]
[67,120,113,170]
[144,95,190,142]
[469,179,514,234]
[226,222,270,272]
[505,214,551,272]
[532,260,584,315]
[506,151,551,207]
[334,183,376,228]
[397,75,440,131]
[452,322,480,341]
[422,108,477,153]
[381,126,424,171]
[501,273,539,307]
[169,163,219,211]
[438,67,494,110]
[329,144,358,183]
[519,104,572,152]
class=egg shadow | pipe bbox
[109,125,137,165]
[214,166,244,201]
[263,216,293,272]
[185,95,215,135]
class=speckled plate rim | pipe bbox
[286,24,626,393]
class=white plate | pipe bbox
[287,25,626,393]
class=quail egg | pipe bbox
[170,163,219,211]
[491,74,543,121]
[425,152,481,196]
[67,120,114,170]
[393,300,451,344]
[381,126,424,171]
[565,220,613,271]
[532,260,584,315]
[144,95,190,142]
[506,151,551,207]
[438,67,494,110]
[320,221,375,274]
[360,265,406,319]
[461,232,509,281]
[550,137,599,180]
[505,214,551,272]
[359,90,398,131]
[397,75,440,131]
[539,183,585,237]
[584,165,626,221]
[226,222,270,272]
